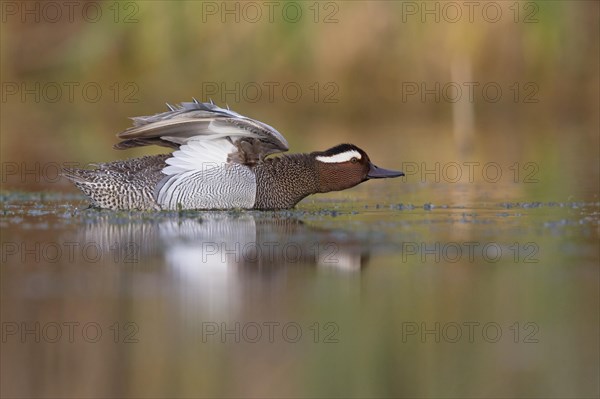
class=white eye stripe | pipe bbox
[316,150,362,163]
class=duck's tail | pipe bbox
[61,167,104,207]
[61,167,93,184]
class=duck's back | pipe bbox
[64,154,260,210]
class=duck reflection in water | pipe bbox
[79,212,369,314]
[79,212,370,273]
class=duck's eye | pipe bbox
[350,157,359,163]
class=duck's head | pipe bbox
[312,144,405,193]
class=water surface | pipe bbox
[1,182,598,398]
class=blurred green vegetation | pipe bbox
[0,1,598,196]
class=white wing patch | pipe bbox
[163,138,235,175]
[160,119,264,175]
[316,150,362,163]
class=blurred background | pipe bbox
[1,1,599,398]
[1,0,598,195]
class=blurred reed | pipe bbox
[0,1,598,189]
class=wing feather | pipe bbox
[163,139,236,175]
[113,101,288,206]
[115,101,289,156]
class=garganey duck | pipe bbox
[64,100,404,210]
